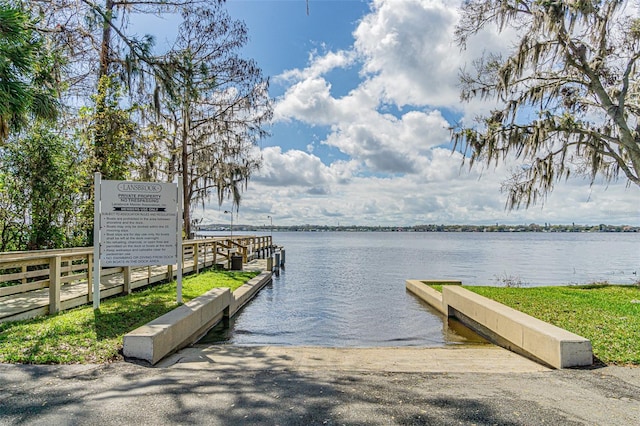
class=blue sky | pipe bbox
[135,0,640,226]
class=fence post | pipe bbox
[87,253,93,303]
[123,266,131,294]
[49,255,61,315]
[193,242,200,274]
[203,241,208,267]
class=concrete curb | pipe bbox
[230,272,273,316]
[405,279,460,315]
[406,280,593,369]
[123,271,272,365]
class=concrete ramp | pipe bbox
[157,345,550,373]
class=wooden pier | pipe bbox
[0,236,277,323]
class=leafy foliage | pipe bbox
[453,1,640,208]
[0,123,85,250]
[0,1,59,140]
[81,75,137,180]
[0,0,270,248]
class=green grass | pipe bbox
[0,270,259,364]
[427,283,640,365]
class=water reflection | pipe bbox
[199,231,639,347]
[200,269,486,347]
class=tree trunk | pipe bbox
[99,0,114,79]
[182,142,190,239]
[181,95,191,238]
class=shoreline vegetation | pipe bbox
[198,223,640,233]
[431,284,640,366]
[0,270,259,364]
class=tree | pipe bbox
[0,1,59,141]
[0,169,26,251]
[73,75,138,244]
[0,0,269,246]
[80,75,137,180]
[452,1,640,209]
[28,1,222,178]
[0,123,85,249]
[155,4,272,237]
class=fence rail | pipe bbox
[0,235,274,323]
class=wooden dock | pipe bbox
[0,236,277,323]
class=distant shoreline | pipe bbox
[197,224,640,233]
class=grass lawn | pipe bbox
[433,284,640,366]
[0,270,259,364]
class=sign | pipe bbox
[98,180,179,267]
[93,174,184,309]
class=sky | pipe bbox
[135,0,640,227]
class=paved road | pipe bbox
[1,346,639,425]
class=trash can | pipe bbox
[231,255,243,271]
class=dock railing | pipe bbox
[0,235,274,323]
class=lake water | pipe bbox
[200,231,639,347]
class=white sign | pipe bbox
[98,180,179,267]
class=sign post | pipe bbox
[93,174,181,308]
[176,176,183,304]
[93,173,101,310]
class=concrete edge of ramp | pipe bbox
[406,280,593,369]
[156,345,550,374]
[123,272,272,365]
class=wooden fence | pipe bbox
[0,236,274,323]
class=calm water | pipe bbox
[201,231,640,347]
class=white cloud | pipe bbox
[273,77,337,124]
[277,49,357,82]
[354,0,463,107]
[197,147,639,226]
[254,146,356,189]
[322,108,450,173]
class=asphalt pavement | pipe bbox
[1,345,639,425]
